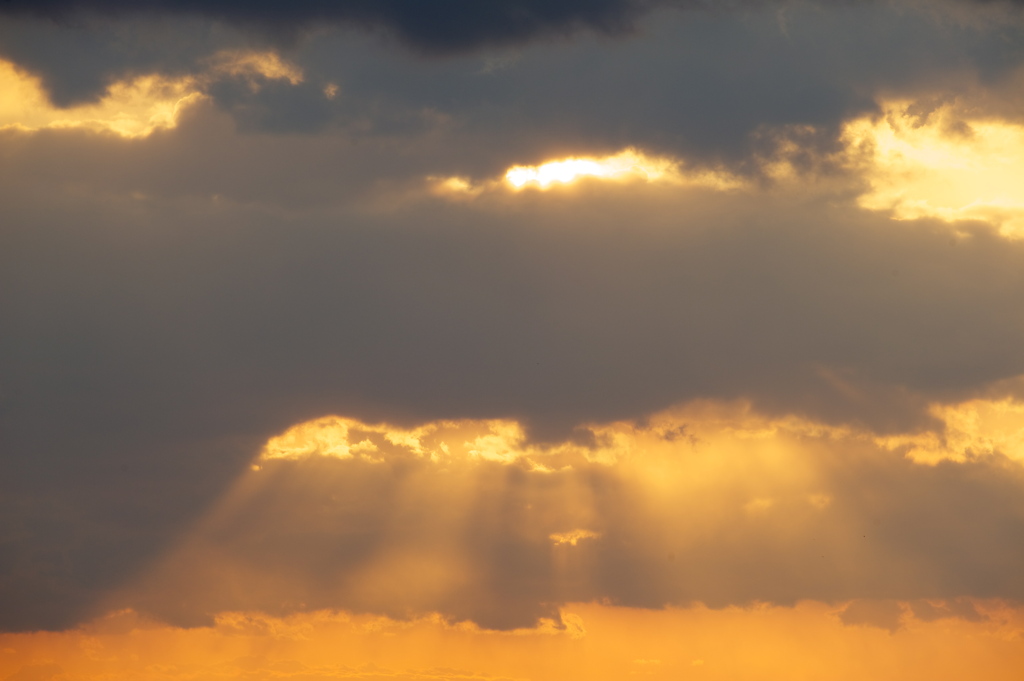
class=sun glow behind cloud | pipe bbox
[428,100,1024,242]
[259,391,1024,471]
[504,149,678,188]
[0,51,304,138]
[879,397,1024,465]
[0,60,201,137]
[429,149,744,199]
[504,148,745,190]
[430,104,1024,239]
[259,416,539,465]
[846,100,1024,238]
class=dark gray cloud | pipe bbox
[6,1,1024,161]
[0,0,673,107]
[289,0,1024,165]
[0,0,670,52]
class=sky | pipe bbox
[3,0,1024,679]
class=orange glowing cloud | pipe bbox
[879,396,1024,465]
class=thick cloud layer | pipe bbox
[4,99,1024,629]
[0,0,669,52]
[4,1,1024,156]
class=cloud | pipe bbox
[0,50,303,137]
[0,0,670,53]
[838,599,907,633]
[4,0,1024,648]
[846,99,1024,239]
[909,596,987,622]
[4,79,1024,629]
[1,0,1023,148]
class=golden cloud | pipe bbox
[426,103,1024,246]
[844,100,1024,239]
[0,50,305,138]
[0,59,201,138]
[261,392,1024,471]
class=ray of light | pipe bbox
[67,392,1024,657]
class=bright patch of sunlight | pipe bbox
[427,149,743,199]
[845,100,1024,239]
[504,148,740,190]
[879,397,1024,464]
